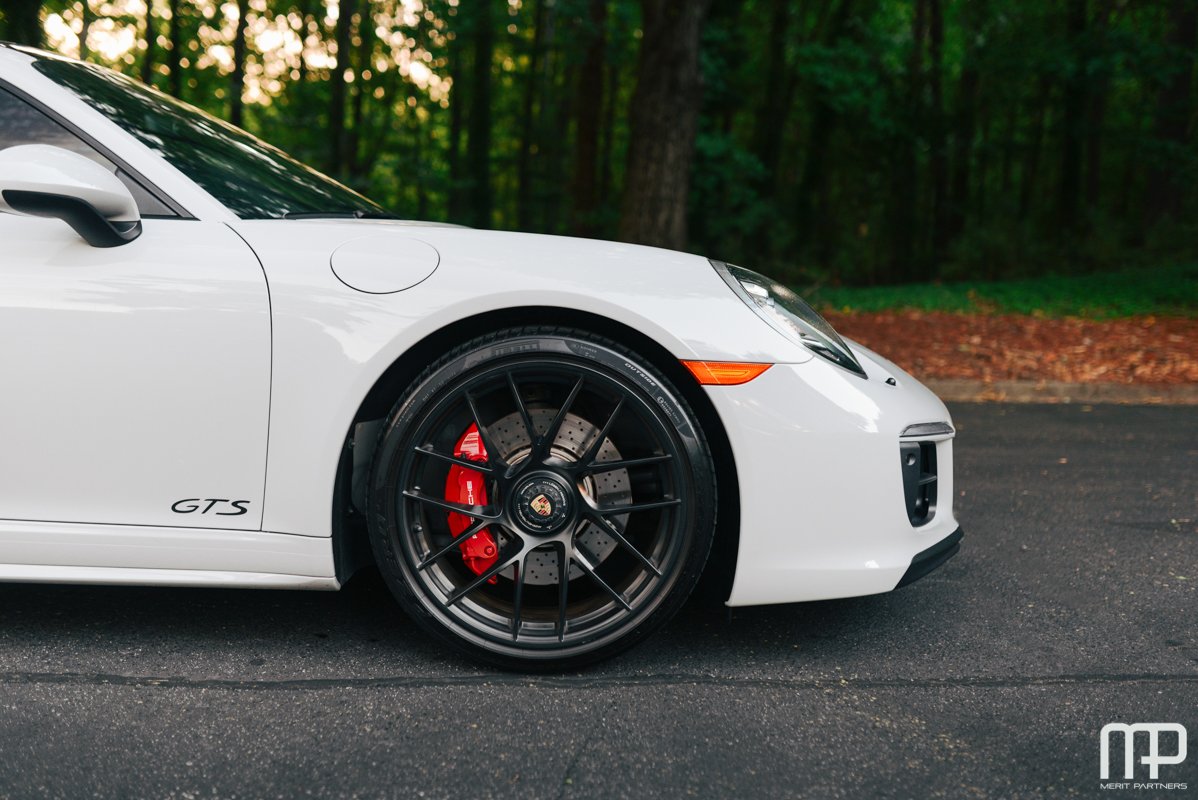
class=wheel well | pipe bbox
[332,307,741,602]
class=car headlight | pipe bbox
[712,260,865,377]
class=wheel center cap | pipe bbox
[512,474,573,535]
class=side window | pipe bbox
[0,87,175,217]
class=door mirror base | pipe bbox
[2,189,142,248]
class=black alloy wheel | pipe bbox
[367,328,717,670]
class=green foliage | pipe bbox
[19,0,1198,295]
[808,263,1198,318]
[689,130,773,259]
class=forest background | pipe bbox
[6,0,1198,284]
[3,0,1197,385]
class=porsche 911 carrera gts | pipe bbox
[0,45,962,669]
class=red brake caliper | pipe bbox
[444,424,500,582]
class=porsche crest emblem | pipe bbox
[530,494,554,517]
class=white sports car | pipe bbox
[0,45,961,669]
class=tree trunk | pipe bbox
[296,0,313,84]
[975,104,992,223]
[167,0,183,98]
[598,61,618,215]
[1019,78,1051,222]
[618,0,712,250]
[1145,0,1198,224]
[1084,81,1109,210]
[947,1,982,242]
[928,0,948,267]
[413,93,429,220]
[348,6,374,179]
[1058,0,1087,235]
[447,24,468,224]
[947,65,978,242]
[1084,0,1115,210]
[5,1,42,46]
[569,0,608,238]
[79,0,93,60]
[751,0,792,198]
[999,104,1016,197]
[328,0,357,175]
[888,0,923,282]
[229,0,250,127]
[533,1,564,232]
[467,0,494,229]
[516,0,546,231]
[140,0,156,85]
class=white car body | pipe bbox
[0,45,959,608]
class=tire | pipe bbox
[367,326,717,670]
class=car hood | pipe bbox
[253,218,720,287]
[229,217,820,366]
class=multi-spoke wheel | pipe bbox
[367,328,716,669]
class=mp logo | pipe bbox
[1100,723,1188,781]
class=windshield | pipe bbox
[33,56,391,220]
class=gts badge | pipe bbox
[171,498,251,516]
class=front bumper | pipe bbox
[705,348,962,607]
[896,526,963,588]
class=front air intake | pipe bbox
[899,441,937,526]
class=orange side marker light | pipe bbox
[681,361,772,386]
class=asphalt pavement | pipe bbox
[0,403,1195,799]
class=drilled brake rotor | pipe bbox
[487,408,631,585]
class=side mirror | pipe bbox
[0,144,142,248]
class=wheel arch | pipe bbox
[331,306,741,602]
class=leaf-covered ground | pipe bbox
[809,264,1198,318]
[827,311,1198,385]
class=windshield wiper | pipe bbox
[282,210,400,220]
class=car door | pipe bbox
[0,86,271,531]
